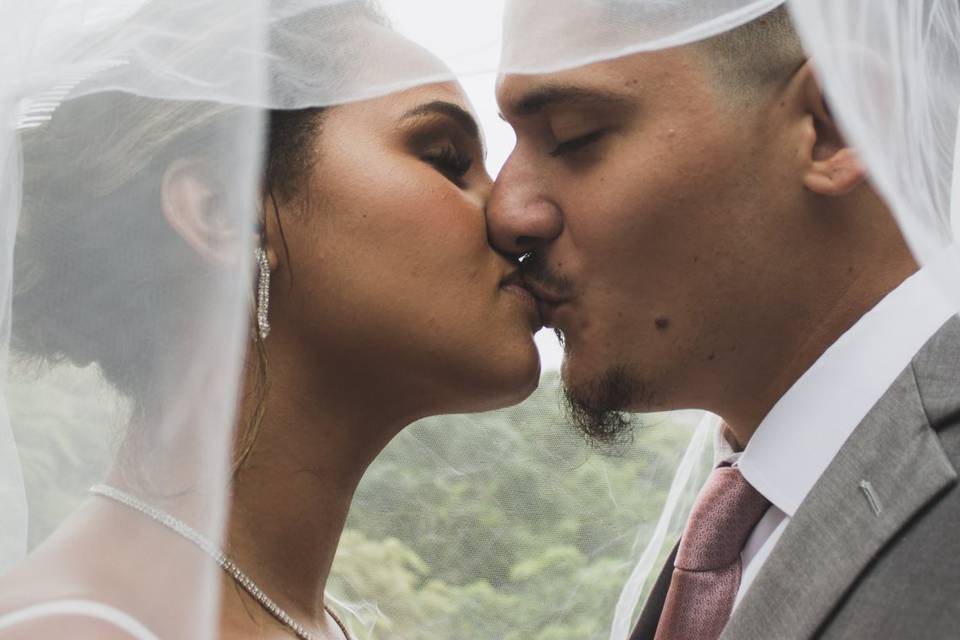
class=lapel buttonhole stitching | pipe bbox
[858,479,884,517]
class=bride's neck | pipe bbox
[226,351,411,629]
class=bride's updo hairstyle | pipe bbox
[14,100,246,393]
[11,2,386,461]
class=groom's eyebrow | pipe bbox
[503,85,634,118]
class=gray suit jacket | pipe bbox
[631,316,960,640]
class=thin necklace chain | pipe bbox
[90,484,351,640]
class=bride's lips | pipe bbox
[500,271,543,329]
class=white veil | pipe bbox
[787,0,960,301]
[1,1,266,637]
[0,1,879,639]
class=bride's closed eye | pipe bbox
[397,99,485,189]
[421,141,474,187]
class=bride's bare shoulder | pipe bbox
[0,515,157,639]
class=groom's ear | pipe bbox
[790,61,866,196]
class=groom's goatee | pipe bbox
[564,365,637,450]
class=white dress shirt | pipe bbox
[721,250,960,609]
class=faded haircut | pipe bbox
[693,5,807,98]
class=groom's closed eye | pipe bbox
[547,114,613,160]
[550,130,607,157]
[498,83,635,163]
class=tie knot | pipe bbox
[675,465,770,571]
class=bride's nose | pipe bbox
[486,158,563,256]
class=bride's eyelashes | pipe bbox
[549,130,606,158]
[421,142,474,188]
[397,100,484,189]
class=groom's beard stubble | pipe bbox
[521,252,645,448]
[563,364,640,449]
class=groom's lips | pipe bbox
[522,280,573,326]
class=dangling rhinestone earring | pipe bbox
[254,247,271,340]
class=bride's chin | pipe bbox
[412,339,541,416]
[477,345,542,410]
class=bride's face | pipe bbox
[267,83,542,415]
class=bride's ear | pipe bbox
[792,62,866,196]
[161,157,243,267]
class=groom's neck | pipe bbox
[717,249,918,449]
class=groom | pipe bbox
[489,5,960,640]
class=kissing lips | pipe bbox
[500,271,543,330]
[521,280,572,328]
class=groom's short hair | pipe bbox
[694,6,806,98]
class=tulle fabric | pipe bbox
[787,0,960,306]
[3,1,264,636]
[500,0,785,74]
[0,1,821,638]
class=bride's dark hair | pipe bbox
[14,99,244,377]
[12,1,387,469]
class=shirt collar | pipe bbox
[738,249,960,517]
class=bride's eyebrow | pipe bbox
[398,101,481,142]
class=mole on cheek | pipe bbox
[655,317,670,331]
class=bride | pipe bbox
[0,2,540,638]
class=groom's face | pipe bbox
[489,47,796,419]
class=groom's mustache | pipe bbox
[519,253,576,303]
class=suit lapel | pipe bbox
[629,543,678,640]
[720,364,957,639]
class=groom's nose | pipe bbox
[486,158,563,256]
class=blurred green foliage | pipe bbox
[8,367,708,639]
[330,372,705,639]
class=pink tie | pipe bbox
[654,464,771,640]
